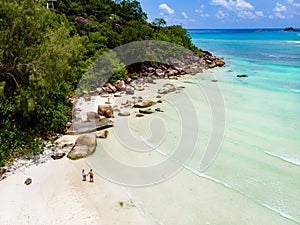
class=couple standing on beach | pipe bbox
[82,169,93,182]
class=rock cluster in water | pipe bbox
[281,27,299,32]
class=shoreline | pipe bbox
[1,66,299,225]
[0,78,181,180]
[0,67,219,224]
[0,49,225,180]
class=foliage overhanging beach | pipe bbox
[0,0,223,170]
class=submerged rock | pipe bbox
[236,74,248,78]
[155,108,164,112]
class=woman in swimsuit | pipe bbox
[82,169,86,181]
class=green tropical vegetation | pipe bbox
[0,0,203,167]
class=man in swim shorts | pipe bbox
[87,169,94,182]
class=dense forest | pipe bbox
[0,0,203,166]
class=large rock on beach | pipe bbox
[215,60,225,67]
[135,86,145,91]
[113,106,120,112]
[145,77,155,84]
[67,134,97,160]
[203,51,225,68]
[168,76,178,80]
[87,112,100,122]
[166,68,179,76]
[24,178,32,185]
[133,100,156,108]
[0,168,6,179]
[102,86,114,93]
[125,86,135,95]
[107,83,117,93]
[132,96,143,104]
[158,83,176,94]
[113,80,126,91]
[155,68,164,77]
[66,120,113,135]
[55,135,77,149]
[98,105,113,118]
[96,87,103,95]
[208,62,216,68]
[96,130,109,139]
[139,109,153,114]
[118,112,130,116]
[125,77,132,83]
[83,94,91,101]
[51,153,66,160]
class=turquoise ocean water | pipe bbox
[189,29,300,91]
[91,29,300,224]
[187,29,300,224]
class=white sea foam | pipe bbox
[287,40,300,44]
[265,151,300,166]
[260,52,280,58]
[268,54,279,58]
[292,89,300,93]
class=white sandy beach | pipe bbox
[1,72,299,225]
[0,79,169,225]
[0,157,157,225]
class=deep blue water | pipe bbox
[188,29,300,93]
